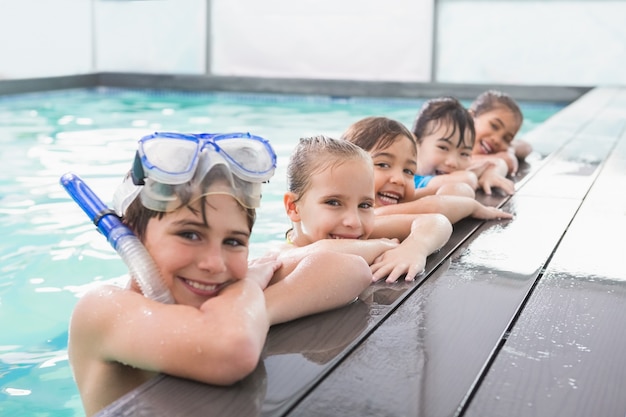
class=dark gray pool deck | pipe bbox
[91,86,626,417]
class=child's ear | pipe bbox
[283,192,301,222]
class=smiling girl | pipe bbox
[470,90,530,176]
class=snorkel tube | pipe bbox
[60,172,175,304]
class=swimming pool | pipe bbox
[0,88,563,416]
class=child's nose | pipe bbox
[446,154,459,169]
[342,208,362,228]
[197,247,227,273]
[390,168,406,185]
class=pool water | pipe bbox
[0,88,563,416]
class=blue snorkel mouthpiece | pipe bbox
[60,172,174,304]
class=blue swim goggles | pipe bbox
[131,131,277,186]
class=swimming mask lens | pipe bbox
[114,131,277,214]
[132,132,277,186]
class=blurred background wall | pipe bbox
[0,0,623,87]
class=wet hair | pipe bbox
[123,182,256,242]
[469,90,524,125]
[412,96,476,149]
[341,116,416,156]
[287,135,372,200]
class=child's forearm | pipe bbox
[203,280,270,348]
[428,170,479,191]
[304,238,398,265]
[264,251,371,325]
[378,195,474,224]
[467,159,496,178]
[375,195,458,218]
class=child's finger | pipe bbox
[405,264,425,281]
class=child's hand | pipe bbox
[247,253,282,290]
[370,245,426,284]
[470,201,514,220]
[478,170,515,195]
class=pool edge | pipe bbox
[0,73,592,103]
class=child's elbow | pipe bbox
[227,343,262,382]
[464,171,479,190]
[498,154,516,175]
[321,251,371,291]
[353,254,374,286]
[439,214,454,239]
[328,251,371,288]
[452,170,478,189]
[435,212,453,231]
[513,140,532,160]
[418,213,453,241]
[208,335,263,385]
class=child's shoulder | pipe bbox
[71,284,137,330]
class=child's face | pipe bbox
[417,122,473,175]
[290,158,375,244]
[370,135,416,206]
[143,194,250,308]
[472,108,522,155]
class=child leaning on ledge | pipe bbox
[469,89,531,176]
[273,135,452,284]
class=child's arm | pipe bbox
[411,171,478,200]
[276,238,399,266]
[69,269,275,390]
[466,159,497,178]
[425,170,479,192]
[374,194,512,224]
[412,186,437,200]
[369,213,452,283]
[264,251,372,325]
[512,139,532,160]
[473,150,519,176]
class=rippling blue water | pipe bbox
[0,87,563,416]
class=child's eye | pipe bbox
[437,144,449,152]
[324,199,341,207]
[490,122,499,131]
[461,152,472,158]
[374,162,390,169]
[224,238,247,248]
[359,201,374,209]
[179,231,201,241]
[403,168,415,176]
